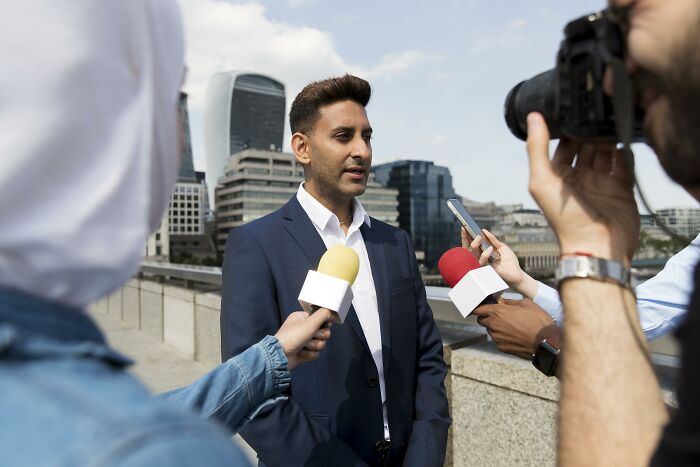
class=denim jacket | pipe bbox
[0,288,290,466]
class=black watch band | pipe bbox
[532,339,560,377]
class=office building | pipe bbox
[655,207,700,238]
[216,149,399,253]
[178,92,196,183]
[373,160,459,270]
[204,72,286,206]
[502,209,548,228]
[145,212,169,260]
[494,226,559,278]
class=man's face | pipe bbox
[303,100,373,203]
[611,0,700,189]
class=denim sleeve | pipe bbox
[159,335,291,434]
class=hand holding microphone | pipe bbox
[438,247,508,318]
[277,245,359,370]
[298,245,360,324]
[275,309,333,370]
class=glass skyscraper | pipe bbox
[373,160,459,270]
[204,72,285,206]
[177,92,196,183]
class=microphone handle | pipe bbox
[309,304,333,328]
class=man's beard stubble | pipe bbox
[650,23,700,190]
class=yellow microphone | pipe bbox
[317,245,360,285]
[298,245,360,324]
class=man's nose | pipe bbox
[351,136,371,158]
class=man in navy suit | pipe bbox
[221,75,450,467]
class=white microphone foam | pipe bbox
[448,266,508,318]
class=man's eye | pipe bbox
[363,134,373,141]
[335,133,351,140]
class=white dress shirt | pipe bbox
[534,233,700,340]
[0,1,185,308]
[296,184,390,439]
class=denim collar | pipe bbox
[0,288,131,367]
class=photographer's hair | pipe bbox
[289,74,371,135]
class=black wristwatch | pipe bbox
[532,339,560,377]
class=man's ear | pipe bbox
[292,132,311,167]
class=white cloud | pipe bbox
[431,134,447,145]
[359,50,443,80]
[288,0,314,8]
[178,0,348,113]
[508,18,527,31]
[177,0,436,112]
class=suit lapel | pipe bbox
[281,197,326,268]
[361,223,391,377]
[282,197,372,354]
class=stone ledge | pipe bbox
[140,280,163,294]
[195,292,221,310]
[451,342,559,402]
[164,285,195,303]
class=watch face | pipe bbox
[533,341,559,377]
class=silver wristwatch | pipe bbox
[555,256,632,290]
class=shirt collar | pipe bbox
[296,183,371,232]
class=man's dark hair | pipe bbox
[289,74,371,135]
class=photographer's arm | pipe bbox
[526,112,667,466]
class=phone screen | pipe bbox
[446,199,499,262]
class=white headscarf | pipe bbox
[0,0,185,308]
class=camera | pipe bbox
[504,10,646,143]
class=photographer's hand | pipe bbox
[525,112,639,266]
[526,112,667,467]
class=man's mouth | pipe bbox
[343,166,366,180]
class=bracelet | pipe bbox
[555,255,633,291]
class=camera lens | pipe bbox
[503,69,560,140]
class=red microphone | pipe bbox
[438,247,508,317]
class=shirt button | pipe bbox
[366,377,378,388]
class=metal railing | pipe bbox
[138,261,680,361]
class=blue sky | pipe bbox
[179,0,697,210]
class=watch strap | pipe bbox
[555,255,632,290]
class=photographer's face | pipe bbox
[610,0,700,191]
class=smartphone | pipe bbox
[446,198,500,263]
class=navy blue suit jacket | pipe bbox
[221,197,450,467]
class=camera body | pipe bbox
[504,11,645,143]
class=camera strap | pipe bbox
[609,57,691,244]
[610,58,636,172]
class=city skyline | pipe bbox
[177,0,697,212]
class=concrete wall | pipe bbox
[91,279,570,466]
[450,344,558,466]
[92,278,682,466]
[92,280,221,369]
